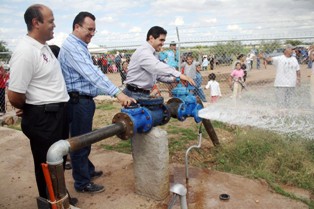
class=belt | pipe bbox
[126,84,150,94]
[24,102,66,108]
[24,102,66,112]
[69,92,93,100]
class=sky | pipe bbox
[0,0,314,51]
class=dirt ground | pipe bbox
[0,65,312,209]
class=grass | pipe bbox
[101,140,132,154]
[211,127,314,208]
[96,103,117,111]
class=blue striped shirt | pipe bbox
[59,34,119,97]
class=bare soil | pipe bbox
[0,65,312,209]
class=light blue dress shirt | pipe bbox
[59,34,119,97]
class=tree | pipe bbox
[0,41,11,60]
[285,40,303,46]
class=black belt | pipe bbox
[24,102,66,112]
[126,84,150,94]
[69,92,93,100]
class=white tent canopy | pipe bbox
[88,43,107,54]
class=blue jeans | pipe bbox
[67,97,96,190]
[123,87,150,101]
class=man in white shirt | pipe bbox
[264,44,301,108]
[7,4,76,206]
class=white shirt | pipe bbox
[125,42,181,90]
[272,55,300,87]
[205,80,222,96]
[9,35,69,105]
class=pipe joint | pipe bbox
[46,140,71,165]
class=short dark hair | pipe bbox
[237,54,244,60]
[208,73,216,80]
[24,4,44,31]
[72,12,96,31]
[235,61,241,66]
[146,26,167,41]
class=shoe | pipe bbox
[69,197,78,206]
[76,182,105,193]
[91,170,103,179]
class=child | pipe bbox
[205,73,221,103]
[229,62,245,99]
[181,54,199,80]
[194,64,207,102]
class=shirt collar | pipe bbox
[24,35,48,50]
[69,33,88,48]
[144,41,156,54]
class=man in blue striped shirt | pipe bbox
[59,11,136,194]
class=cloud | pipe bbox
[169,17,185,26]
[227,25,241,31]
[99,16,114,23]
[129,27,142,33]
[204,18,217,24]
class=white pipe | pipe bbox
[46,140,71,165]
[169,184,188,209]
[176,27,181,69]
[185,125,202,180]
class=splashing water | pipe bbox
[199,83,314,139]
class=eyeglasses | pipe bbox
[79,25,97,34]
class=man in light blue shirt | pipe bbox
[59,11,135,194]
[159,41,179,70]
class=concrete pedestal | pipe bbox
[132,127,169,200]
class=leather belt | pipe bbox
[69,92,93,100]
[126,84,150,94]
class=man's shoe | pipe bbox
[69,197,78,206]
[76,182,105,193]
[91,170,103,179]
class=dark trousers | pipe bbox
[0,88,5,113]
[21,103,68,199]
[67,97,96,190]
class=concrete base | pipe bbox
[132,127,169,200]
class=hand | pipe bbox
[150,88,161,97]
[180,74,196,86]
[16,109,23,117]
[116,93,137,107]
[297,78,301,87]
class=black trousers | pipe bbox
[0,88,5,113]
[21,103,68,199]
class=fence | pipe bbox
[1,36,314,119]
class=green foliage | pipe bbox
[101,140,132,154]
[166,124,198,154]
[285,40,303,46]
[260,40,281,53]
[0,41,11,60]
[96,103,117,111]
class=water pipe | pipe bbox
[185,124,203,181]
[168,183,188,209]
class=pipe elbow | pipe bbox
[170,183,187,196]
[46,140,71,165]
